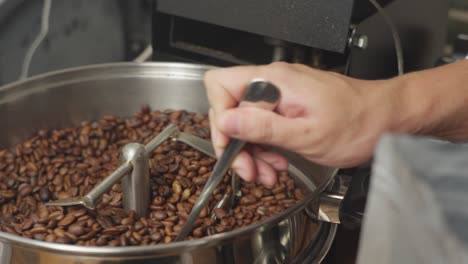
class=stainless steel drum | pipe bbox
[0,63,338,264]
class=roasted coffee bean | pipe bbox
[45,234,57,243]
[56,236,73,244]
[96,236,108,246]
[240,194,257,205]
[275,193,286,200]
[21,218,34,230]
[152,196,164,206]
[0,107,301,247]
[48,211,64,221]
[68,224,85,236]
[39,187,51,201]
[56,191,72,200]
[181,188,191,200]
[150,232,162,242]
[30,227,47,234]
[134,221,145,231]
[163,236,172,243]
[294,189,304,200]
[18,184,33,197]
[193,177,207,186]
[172,181,182,194]
[214,208,227,219]
[71,208,87,218]
[58,214,76,227]
[251,188,263,199]
[256,206,267,216]
[0,190,16,199]
[121,217,134,226]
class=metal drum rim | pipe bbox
[0,62,337,257]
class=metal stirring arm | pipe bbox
[46,124,178,211]
[46,123,241,218]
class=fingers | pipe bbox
[216,107,305,149]
[205,62,303,187]
[230,150,279,188]
[253,157,277,188]
[205,62,301,152]
[209,108,228,157]
[210,108,287,186]
[204,62,299,118]
[204,65,261,114]
[250,146,288,171]
[215,144,284,187]
[230,150,256,182]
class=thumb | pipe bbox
[216,107,302,147]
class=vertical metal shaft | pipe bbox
[121,143,150,218]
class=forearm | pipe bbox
[386,60,468,140]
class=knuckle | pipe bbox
[203,70,216,85]
[259,62,295,88]
[268,62,292,76]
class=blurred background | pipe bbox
[0,0,467,86]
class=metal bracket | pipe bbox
[305,174,351,224]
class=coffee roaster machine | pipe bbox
[0,0,448,263]
[151,0,447,262]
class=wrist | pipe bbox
[373,70,455,137]
[380,74,426,134]
[350,74,426,145]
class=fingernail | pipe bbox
[264,179,274,189]
[215,130,225,149]
[235,168,251,182]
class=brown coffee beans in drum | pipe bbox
[0,107,305,246]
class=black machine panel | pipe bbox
[156,0,354,54]
[152,0,448,80]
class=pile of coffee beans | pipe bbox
[0,106,304,246]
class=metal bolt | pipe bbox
[352,35,368,50]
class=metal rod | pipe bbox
[46,124,183,212]
[82,125,177,210]
[145,124,178,153]
[174,132,215,157]
[84,162,132,209]
[121,143,150,218]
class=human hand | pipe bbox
[205,62,396,187]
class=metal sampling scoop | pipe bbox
[175,79,281,241]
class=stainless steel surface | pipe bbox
[176,79,281,241]
[318,194,345,224]
[121,143,150,218]
[173,130,215,157]
[0,62,338,264]
[306,174,352,224]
